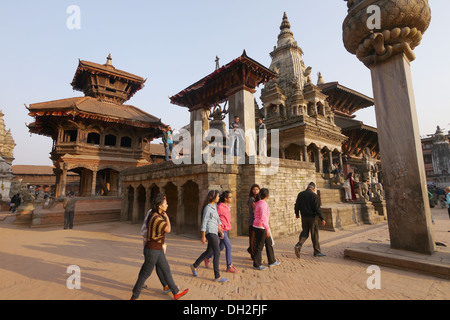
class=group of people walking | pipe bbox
[130,181,327,300]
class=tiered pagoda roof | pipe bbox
[318,82,374,118]
[170,51,277,111]
[71,54,146,105]
[27,55,165,137]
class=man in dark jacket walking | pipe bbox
[294,182,326,258]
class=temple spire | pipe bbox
[277,12,295,47]
[280,12,291,31]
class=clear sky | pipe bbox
[0,0,448,166]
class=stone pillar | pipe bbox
[370,54,435,253]
[121,187,129,221]
[55,171,62,198]
[328,151,333,173]
[228,87,257,160]
[343,0,435,254]
[176,184,185,235]
[144,185,151,215]
[317,149,323,173]
[303,145,309,162]
[91,170,97,197]
[190,107,210,164]
[131,186,139,224]
[60,169,68,197]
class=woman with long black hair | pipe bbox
[130,193,189,300]
[190,190,228,283]
[253,188,280,270]
[204,191,238,273]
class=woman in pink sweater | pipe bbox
[204,191,239,273]
[252,188,280,270]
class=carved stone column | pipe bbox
[317,148,323,173]
[131,186,139,224]
[190,107,210,164]
[303,145,309,162]
[121,186,129,221]
[343,0,435,254]
[176,183,185,235]
[227,86,257,161]
[60,168,68,197]
[91,170,98,197]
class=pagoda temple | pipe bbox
[27,55,166,198]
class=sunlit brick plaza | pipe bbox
[0,1,449,306]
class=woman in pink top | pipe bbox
[205,191,239,273]
[252,188,280,270]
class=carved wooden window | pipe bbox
[87,132,100,145]
[121,136,132,148]
[63,130,77,143]
[105,134,117,147]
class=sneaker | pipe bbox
[294,245,301,258]
[163,285,171,295]
[254,265,266,271]
[190,264,198,277]
[269,261,281,267]
[226,265,239,273]
[174,289,189,300]
[204,258,210,268]
[314,252,326,257]
[214,277,228,283]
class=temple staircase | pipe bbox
[315,174,385,232]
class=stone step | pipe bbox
[0,213,16,224]
[321,202,385,232]
[318,188,345,205]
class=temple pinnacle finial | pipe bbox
[317,72,325,85]
[106,54,113,66]
[215,56,220,71]
[280,12,291,31]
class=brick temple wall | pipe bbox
[120,159,317,239]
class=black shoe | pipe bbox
[294,245,301,258]
[314,252,326,257]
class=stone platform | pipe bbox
[318,187,385,232]
[344,243,450,280]
[12,197,122,228]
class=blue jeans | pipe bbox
[193,233,221,279]
[131,247,178,299]
[165,143,173,161]
[207,231,232,268]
